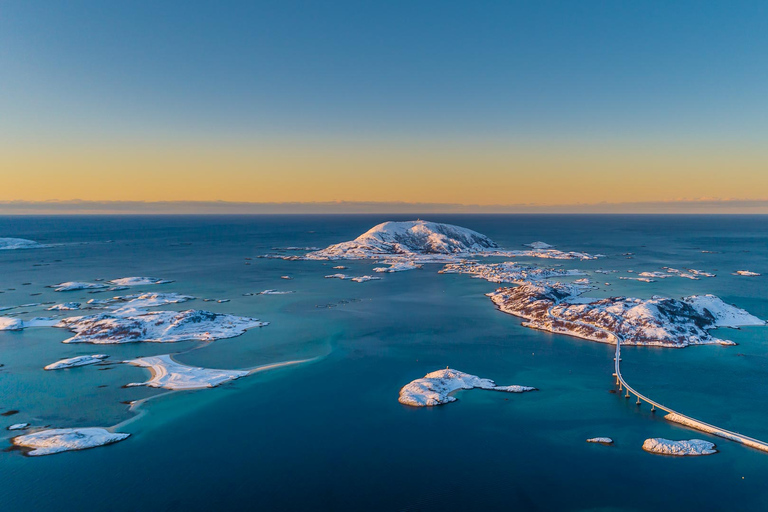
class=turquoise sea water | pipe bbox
[0,215,766,511]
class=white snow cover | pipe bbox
[50,282,108,292]
[44,354,109,370]
[8,423,30,431]
[48,302,81,311]
[0,317,24,331]
[108,277,173,286]
[12,428,130,456]
[733,270,761,276]
[683,295,765,327]
[0,238,45,250]
[586,437,613,444]
[398,368,536,407]
[642,438,717,456]
[310,220,499,259]
[125,354,249,390]
[257,290,295,295]
[56,309,268,344]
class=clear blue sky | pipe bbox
[1,1,767,207]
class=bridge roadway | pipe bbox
[614,339,768,453]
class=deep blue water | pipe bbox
[0,215,767,511]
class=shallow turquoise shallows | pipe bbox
[1,215,767,511]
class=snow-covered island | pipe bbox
[642,438,717,456]
[125,355,249,390]
[44,354,109,370]
[324,274,381,283]
[733,270,761,277]
[48,302,82,311]
[0,238,46,250]
[288,221,601,265]
[0,317,58,331]
[57,309,268,344]
[399,368,536,407]
[586,437,613,444]
[108,277,173,286]
[0,317,24,331]
[487,282,764,347]
[11,427,130,456]
[50,282,108,292]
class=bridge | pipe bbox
[613,339,768,453]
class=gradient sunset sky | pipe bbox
[1,1,767,210]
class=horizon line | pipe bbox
[1,199,768,215]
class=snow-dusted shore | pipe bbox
[11,428,130,456]
[487,282,763,347]
[642,438,717,456]
[44,354,109,370]
[125,354,249,390]
[57,309,268,344]
[399,368,536,406]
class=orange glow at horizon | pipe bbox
[3,141,767,206]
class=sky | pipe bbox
[1,1,767,212]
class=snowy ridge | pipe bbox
[398,368,536,407]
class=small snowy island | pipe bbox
[399,368,536,407]
[125,355,249,390]
[11,427,130,456]
[57,309,268,344]
[642,438,717,456]
[586,437,614,445]
[44,354,109,370]
[108,276,173,286]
